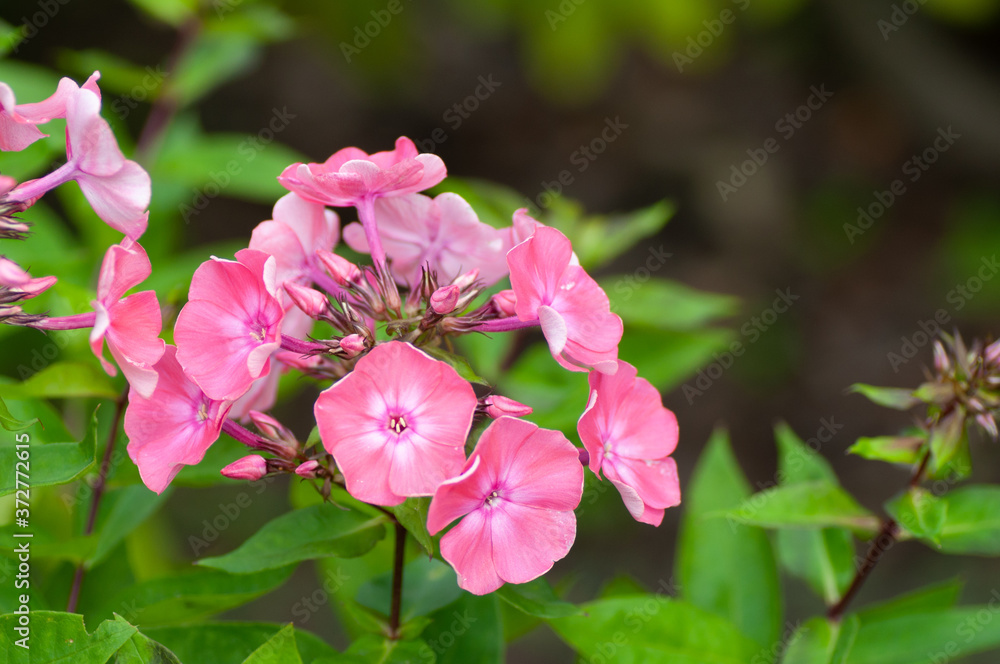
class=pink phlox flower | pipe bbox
[506,226,622,374]
[277,136,445,208]
[0,72,100,151]
[427,416,584,595]
[0,257,56,298]
[314,340,477,506]
[500,207,579,264]
[124,345,234,494]
[175,248,285,402]
[90,240,165,399]
[228,307,314,421]
[249,192,340,298]
[578,360,680,526]
[343,192,508,287]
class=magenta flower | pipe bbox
[6,86,150,239]
[0,72,100,151]
[175,249,285,402]
[278,137,446,266]
[89,240,165,399]
[577,360,680,526]
[505,226,622,374]
[343,192,507,287]
[314,341,477,506]
[125,346,233,494]
[427,417,584,595]
[248,192,340,296]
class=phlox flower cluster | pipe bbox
[1,72,680,595]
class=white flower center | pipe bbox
[388,415,408,435]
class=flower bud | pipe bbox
[339,333,366,358]
[491,290,517,318]
[986,339,1000,367]
[933,340,950,375]
[451,269,479,290]
[430,285,461,314]
[284,282,328,318]
[484,395,533,419]
[317,249,361,285]
[248,411,299,451]
[221,455,268,481]
[295,459,320,478]
[977,413,998,440]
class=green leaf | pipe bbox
[773,423,856,604]
[0,612,136,664]
[848,384,919,410]
[197,504,387,574]
[782,615,858,664]
[92,567,295,626]
[387,497,435,556]
[240,623,301,664]
[851,606,1000,663]
[928,408,967,476]
[422,346,490,386]
[144,623,339,664]
[355,557,462,623]
[856,578,963,623]
[338,634,432,664]
[550,596,764,663]
[570,200,675,269]
[0,406,99,497]
[89,484,171,568]
[724,481,879,533]
[936,485,1000,555]
[847,435,925,465]
[0,362,117,399]
[495,578,581,619]
[111,630,183,664]
[0,396,37,431]
[124,0,196,26]
[422,592,502,664]
[172,32,261,106]
[676,428,782,646]
[620,327,735,392]
[603,277,738,331]
[886,487,947,546]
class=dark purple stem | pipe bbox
[222,418,300,460]
[389,520,406,638]
[474,316,539,333]
[280,334,327,355]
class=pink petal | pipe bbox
[389,430,465,497]
[76,166,151,240]
[507,226,573,320]
[427,455,489,534]
[490,502,576,585]
[439,509,503,595]
[97,240,152,304]
[104,291,165,399]
[605,456,681,516]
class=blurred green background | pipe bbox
[2,0,1000,660]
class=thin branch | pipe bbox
[389,520,406,638]
[66,389,129,612]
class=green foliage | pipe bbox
[933,485,1000,555]
[848,435,925,465]
[724,481,879,533]
[782,615,859,664]
[0,613,138,664]
[0,406,98,497]
[495,578,580,619]
[143,623,339,664]
[849,383,920,410]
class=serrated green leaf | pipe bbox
[0,612,136,664]
[847,435,925,465]
[849,384,919,410]
[495,578,581,619]
[676,428,782,646]
[111,630,183,664]
[198,504,387,574]
[724,481,879,533]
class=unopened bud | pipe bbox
[339,333,366,358]
[452,269,479,290]
[295,460,321,478]
[484,395,533,419]
[491,290,517,318]
[510,208,542,245]
[986,340,1000,367]
[0,175,16,196]
[248,411,299,451]
[317,250,361,285]
[933,341,950,375]
[285,282,328,318]
[976,413,998,440]
[221,455,268,481]
[0,257,30,287]
[578,447,590,466]
[430,285,461,314]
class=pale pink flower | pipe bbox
[343,192,507,287]
[278,137,446,265]
[248,192,340,296]
[578,360,680,526]
[505,226,622,374]
[0,257,56,298]
[175,249,285,402]
[314,340,477,506]
[427,417,583,595]
[6,86,150,239]
[90,240,165,399]
[125,346,233,494]
[0,72,100,151]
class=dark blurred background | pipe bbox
[4,0,1000,659]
